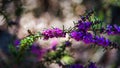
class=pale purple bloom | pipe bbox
[49,39,59,50]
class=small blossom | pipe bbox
[14,39,21,46]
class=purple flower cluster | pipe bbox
[70,31,85,41]
[70,31,110,47]
[70,31,94,44]
[76,20,92,31]
[42,28,66,40]
[70,20,92,42]
[83,32,93,44]
[70,20,111,47]
[106,24,120,35]
[94,36,110,47]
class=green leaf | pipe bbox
[8,44,18,56]
[47,51,57,59]
[61,55,75,65]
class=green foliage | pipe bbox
[20,32,41,50]
[47,51,57,59]
[61,55,75,65]
[9,44,18,56]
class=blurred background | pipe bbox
[0,0,120,68]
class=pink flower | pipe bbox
[49,39,59,50]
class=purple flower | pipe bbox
[88,62,97,68]
[42,28,66,40]
[14,39,21,46]
[106,24,120,35]
[83,33,93,44]
[65,41,72,46]
[70,30,110,47]
[49,39,58,50]
[106,25,113,35]
[70,31,84,41]
[70,30,94,44]
[69,64,84,68]
[54,28,66,37]
[113,24,120,34]
[14,39,21,49]
[95,36,110,47]
[76,21,92,31]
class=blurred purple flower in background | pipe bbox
[65,41,72,46]
[13,39,21,49]
[14,39,21,46]
[88,62,97,68]
[31,44,47,61]
[69,64,84,68]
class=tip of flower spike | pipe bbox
[106,24,120,35]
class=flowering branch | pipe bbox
[12,9,120,68]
